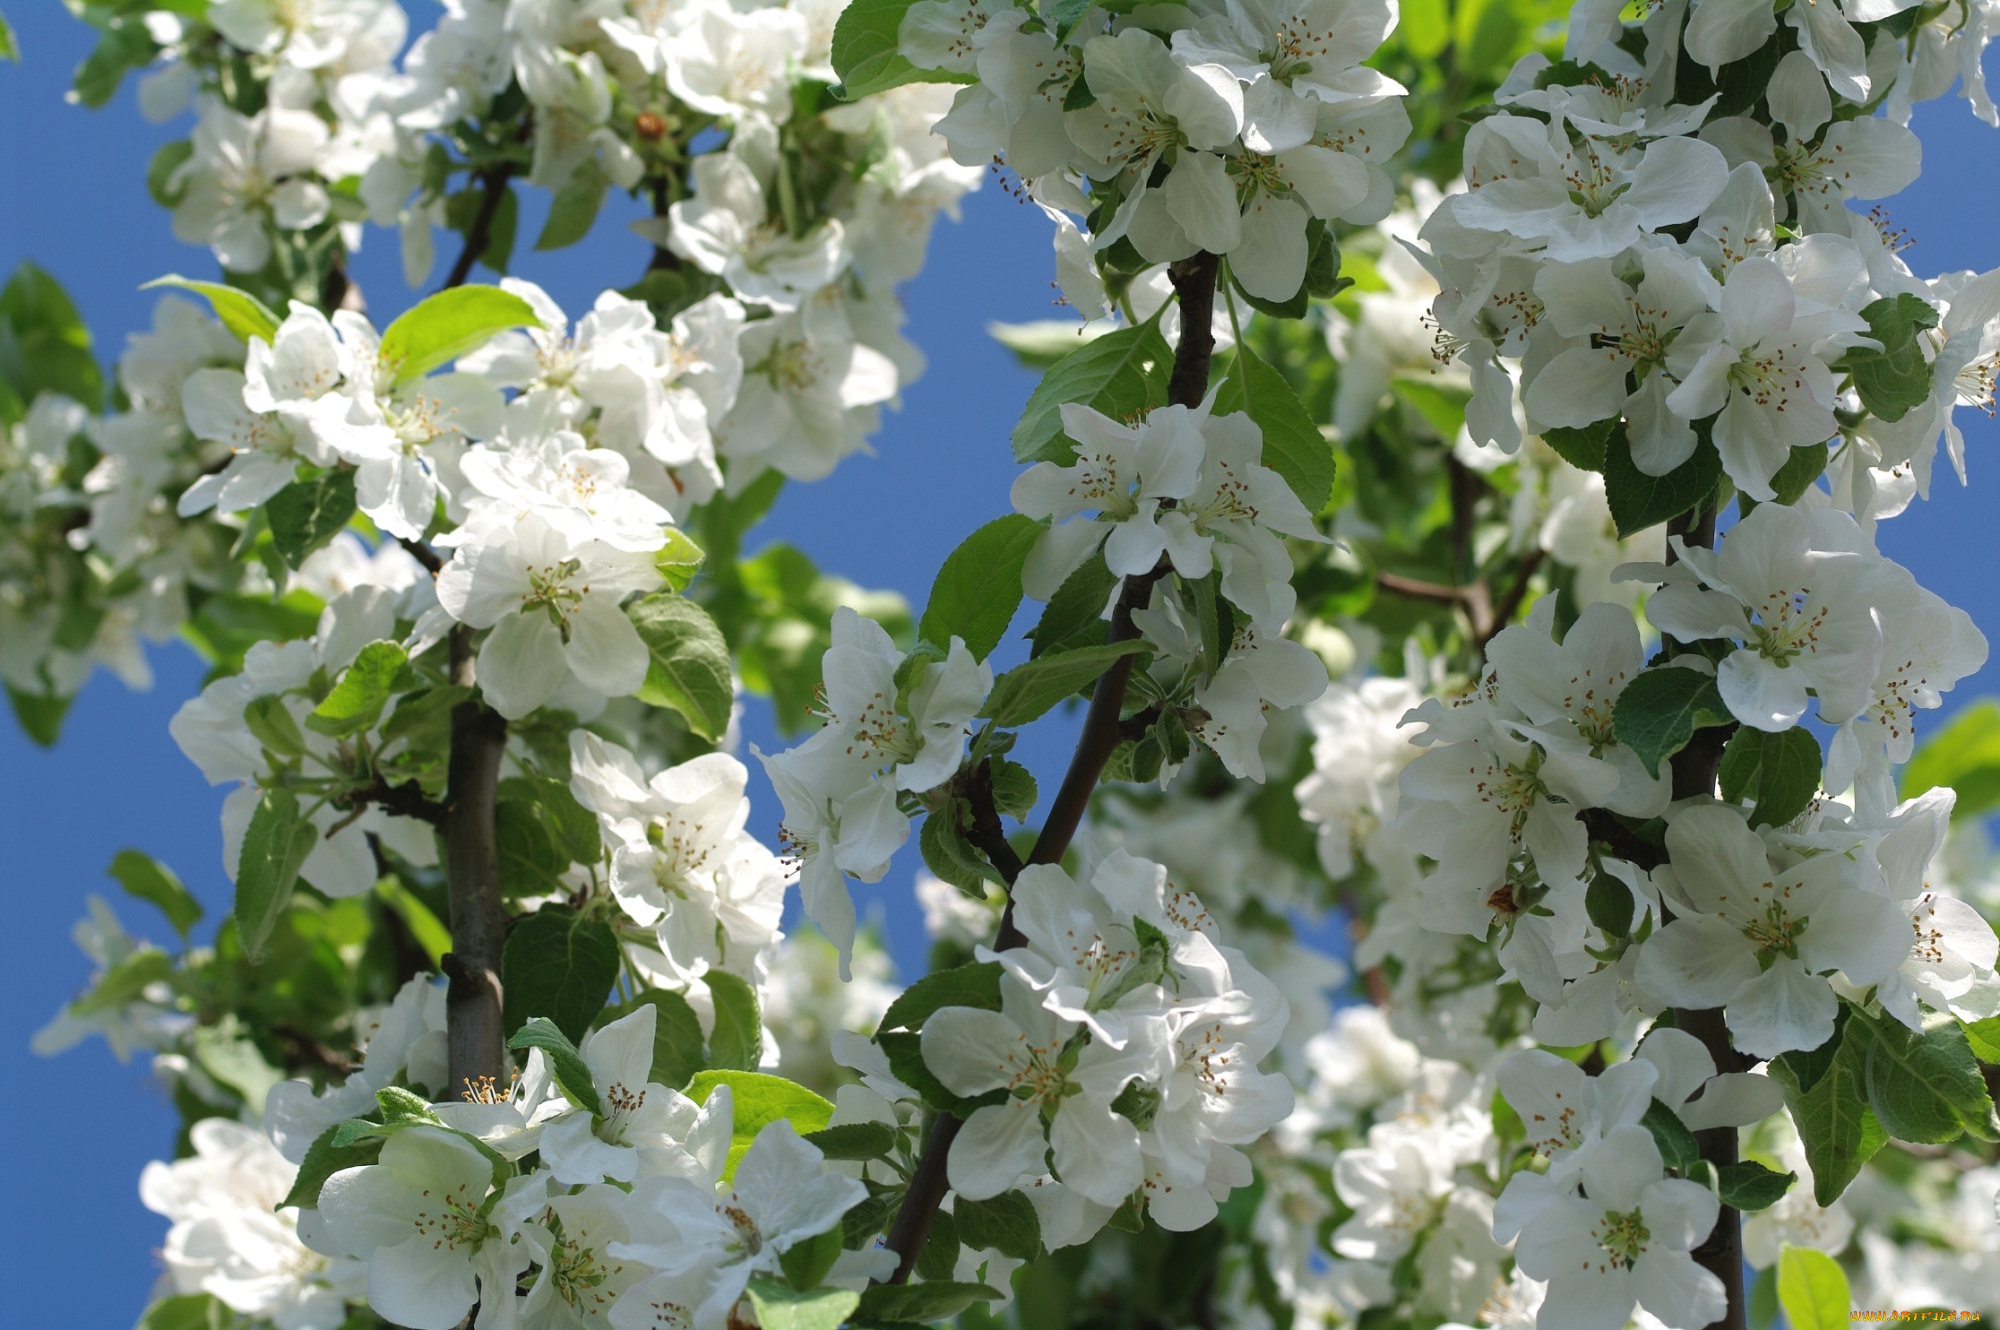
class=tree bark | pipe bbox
[1664,500,1748,1330]
[442,626,509,1094]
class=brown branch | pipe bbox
[962,760,1025,886]
[398,537,444,575]
[442,164,517,291]
[443,624,509,1093]
[341,774,448,828]
[882,251,1226,1286]
[1477,549,1545,654]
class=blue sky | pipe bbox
[7,7,2000,1325]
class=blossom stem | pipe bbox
[884,254,1225,1284]
[442,163,518,292]
[1664,498,1749,1330]
[443,624,510,1093]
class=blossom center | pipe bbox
[1593,1205,1651,1269]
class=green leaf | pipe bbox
[1836,293,1939,423]
[629,593,734,740]
[136,1294,223,1330]
[234,789,319,963]
[879,959,1004,1033]
[499,773,603,867]
[267,470,357,569]
[916,1206,962,1282]
[1584,870,1634,938]
[244,693,308,758]
[1611,666,1732,779]
[72,16,159,108]
[781,1225,847,1292]
[988,758,1037,818]
[193,1018,285,1116]
[855,1281,1002,1323]
[1862,1015,1995,1144]
[501,904,622,1045]
[145,141,195,207]
[1603,418,1722,538]
[689,1071,835,1179]
[879,1029,1005,1117]
[1776,1246,1851,1330]
[1011,316,1174,465]
[626,988,707,1089]
[1541,418,1614,472]
[1769,1011,1887,1205]
[1717,1160,1796,1213]
[374,877,452,967]
[1215,343,1337,510]
[377,286,539,387]
[281,1123,383,1209]
[980,639,1151,726]
[72,948,175,1016]
[920,514,1041,661]
[954,1189,1043,1261]
[1028,551,1118,658]
[2,260,103,412]
[1750,1263,1781,1330]
[1962,1014,2000,1062]
[1770,442,1828,505]
[746,1279,860,1330]
[140,275,280,345]
[803,1121,900,1160]
[829,0,974,100]
[0,11,17,63]
[535,158,608,252]
[1726,725,1824,828]
[307,640,409,737]
[703,969,763,1072]
[654,527,706,592]
[1188,570,1235,685]
[508,1016,604,1116]
[921,804,1005,894]
[109,849,203,938]
[1639,1098,1701,1174]
[1901,698,2000,817]
[6,685,71,747]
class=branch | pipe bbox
[337,775,448,829]
[1477,549,1545,653]
[442,164,517,291]
[1660,498,1747,1330]
[962,760,1025,885]
[881,251,1225,1285]
[398,536,444,575]
[443,624,509,1094]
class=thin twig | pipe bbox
[398,537,444,575]
[442,164,517,291]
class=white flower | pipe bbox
[1506,1124,1727,1330]
[320,1125,528,1330]
[715,298,898,484]
[758,747,909,980]
[458,430,675,554]
[663,1,809,124]
[924,972,1159,1206]
[171,99,332,272]
[516,1183,645,1328]
[140,1118,352,1330]
[1295,675,1426,879]
[1632,1026,1786,1132]
[1635,804,1910,1057]
[434,511,663,719]
[1868,789,2000,1027]
[1825,576,1986,804]
[666,151,850,313]
[1662,257,1864,500]
[538,1005,732,1186]
[1494,1047,1657,1188]
[611,1117,867,1327]
[1331,1134,1453,1261]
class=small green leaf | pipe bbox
[535,158,608,252]
[988,758,1037,818]
[0,12,16,63]
[920,514,1042,661]
[1028,551,1118,657]
[916,1206,962,1282]
[1011,316,1174,465]
[1962,1014,2000,1062]
[855,1281,1002,1323]
[280,1125,383,1210]
[745,1278,859,1330]
[954,1189,1043,1261]
[1215,342,1337,511]
[780,1225,847,1292]
[1541,418,1614,472]
[73,18,160,108]
[374,877,451,967]
[1835,293,1939,423]
[136,1294,223,1330]
[234,789,318,963]
[145,141,195,208]
[629,593,734,740]
[1769,1010,1887,1205]
[377,286,539,387]
[71,949,175,1016]
[703,969,763,1072]
[980,639,1151,726]
[1603,418,1722,538]
[508,1016,603,1116]
[802,1121,900,1160]
[624,988,707,1089]
[654,527,706,592]
[141,275,280,345]
[1770,442,1828,505]
[244,693,308,757]
[829,0,974,100]
[267,470,357,569]
[501,904,622,1045]
[1639,1098,1700,1174]
[1584,871,1634,938]
[109,849,203,938]
[921,804,1005,894]
[879,960,1004,1033]
[1717,1160,1796,1213]
[307,640,409,737]
[1611,666,1732,779]
[689,1071,835,1179]
[1750,1264,1780,1330]
[1748,726,1823,828]
[1776,1246,1851,1330]
[6,685,71,747]
[1901,698,2000,818]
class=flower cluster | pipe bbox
[906,0,1409,308]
